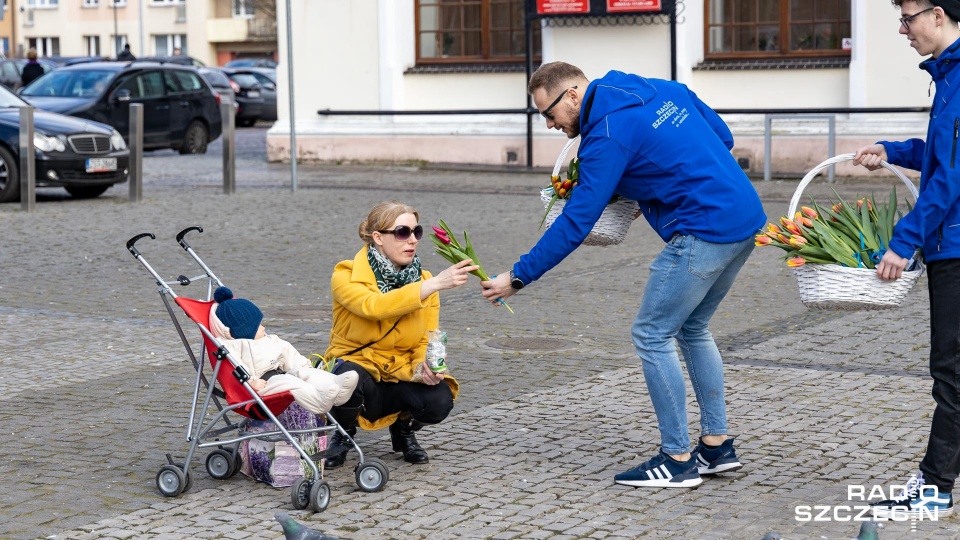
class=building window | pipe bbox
[0,38,8,56]
[233,0,254,18]
[150,0,183,4]
[110,0,126,7]
[416,0,541,64]
[26,0,58,7]
[28,37,60,56]
[84,35,100,55]
[705,0,851,59]
[112,34,128,54]
[82,0,98,6]
[154,34,186,56]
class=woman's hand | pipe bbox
[421,365,444,386]
[420,259,480,300]
[853,144,888,171]
[249,378,267,393]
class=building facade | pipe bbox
[267,0,932,176]
[0,0,276,66]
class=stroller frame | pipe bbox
[126,226,389,512]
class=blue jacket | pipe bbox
[880,38,960,263]
[514,71,766,284]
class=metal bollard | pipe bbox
[18,106,35,212]
[129,103,143,202]
[221,102,235,194]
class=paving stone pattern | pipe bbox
[0,128,952,539]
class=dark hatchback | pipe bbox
[0,84,129,203]
[20,62,222,154]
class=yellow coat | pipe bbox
[324,245,459,430]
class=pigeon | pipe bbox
[852,520,883,540]
[760,533,783,540]
[275,511,343,540]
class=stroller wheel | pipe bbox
[291,478,311,510]
[206,449,234,480]
[310,480,331,512]
[156,465,186,497]
[230,449,243,478]
[355,458,389,492]
[174,463,193,493]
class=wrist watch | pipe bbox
[509,270,525,290]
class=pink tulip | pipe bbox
[755,234,772,246]
[801,206,818,220]
[777,233,791,244]
[787,257,806,267]
[788,236,807,249]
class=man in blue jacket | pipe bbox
[854,0,960,518]
[481,62,766,488]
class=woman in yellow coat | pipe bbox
[324,200,478,466]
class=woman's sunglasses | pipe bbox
[377,224,424,241]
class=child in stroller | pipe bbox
[209,286,358,415]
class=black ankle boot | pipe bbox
[325,406,361,469]
[389,416,429,464]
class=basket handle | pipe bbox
[787,153,920,218]
[552,136,580,178]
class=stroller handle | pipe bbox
[176,226,204,250]
[126,233,156,258]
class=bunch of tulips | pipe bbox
[431,220,513,313]
[541,157,580,229]
[757,187,910,269]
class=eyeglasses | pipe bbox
[377,224,423,241]
[900,7,934,31]
[541,85,578,120]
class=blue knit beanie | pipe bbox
[213,286,263,339]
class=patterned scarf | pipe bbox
[367,245,422,293]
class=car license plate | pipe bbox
[248,91,260,98]
[85,158,117,173]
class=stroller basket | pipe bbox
[125,227,390,513]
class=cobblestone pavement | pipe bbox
[0,128,952,539]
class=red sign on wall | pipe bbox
[606,0,662,12]
[536,0,590,15]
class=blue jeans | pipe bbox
[632,234,755,455]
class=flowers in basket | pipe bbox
[540,157,622,229]
[431,220,513,314]
[756,187,913,269]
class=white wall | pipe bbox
[543,23,672,81]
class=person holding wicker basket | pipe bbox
[851,0,960,519]
[481,61,766,489]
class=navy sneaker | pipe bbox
[871,472,954,519]
[614,451,703,488]
[693,437,743,475]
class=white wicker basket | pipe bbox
[787,153,924,310]
[541,137,638,247]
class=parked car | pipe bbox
[223,68,276,122]
[0,58,58,90]
[0,83,129,203]
[219,70,264,127]
[197,67,234,105]
[135,56,205,68]
[224,58,277,69]
[48,56,110,67]
[20,62,222,154]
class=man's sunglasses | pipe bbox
[541,85,578,120]
[378,224,424,241]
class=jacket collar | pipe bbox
[921,36,960,79]
[351,245,377,284]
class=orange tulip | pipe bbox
[789,236,808,249]
[800,206,818,220]
[755,234,772,246]
[787,257,806,267]
[767,223,782,235]
[779,217,802,235]
[777,233,791,244]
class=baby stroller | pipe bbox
[125,226,389,512]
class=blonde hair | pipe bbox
[359,200,420,244]
[26,48,38,61]
[528,61,587,96]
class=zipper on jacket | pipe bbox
[952,118,959,168]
